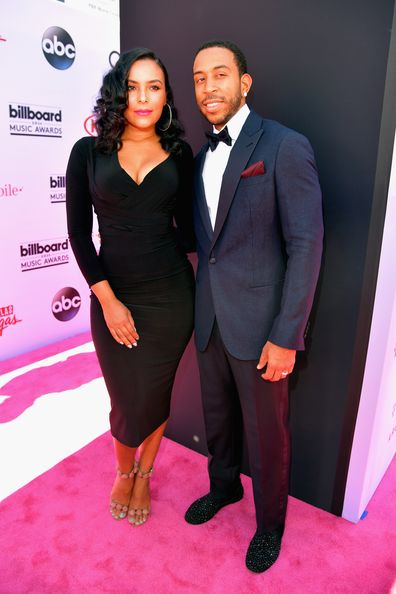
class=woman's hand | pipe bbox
[90,280,139,348]
[102,299,139,348]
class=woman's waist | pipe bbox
[105,260,194,292]
[98,223,179,247]
[98,215,173,234]
[99,243,190,274]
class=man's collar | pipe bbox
[213,103,250,141]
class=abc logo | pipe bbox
[42,27,76,70]
[52,287,81,321]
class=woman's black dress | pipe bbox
[66,136,194,447]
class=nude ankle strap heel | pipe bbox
[134,463,154,479]
[116,466,135,479]
[128,461,154,526]
[109,465,135,520]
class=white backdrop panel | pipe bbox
[343,130,396,521]
[0,0,120,360]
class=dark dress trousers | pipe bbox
[193,111,323,532]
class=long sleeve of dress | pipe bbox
[66,137,107,287]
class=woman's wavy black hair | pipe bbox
[94,48,184,155]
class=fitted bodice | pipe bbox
[66,136,194,288]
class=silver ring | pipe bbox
[281,371,288,376]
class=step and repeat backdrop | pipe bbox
[0,0,120,360]
[1,0,394,519]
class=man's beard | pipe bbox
[201,92,243,127]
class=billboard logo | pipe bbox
[0,305,22,337]
[42,27,76,70]
[50,174,65,203]
[0,183,23,198]
[50,175,65,188]
[20,238,69,271]
[9,103,62,137]
[52,287,81,321]
[84,115,96,136]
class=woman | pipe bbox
[66,48,194,526]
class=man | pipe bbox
[185,40,323,573]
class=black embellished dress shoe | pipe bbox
[184,485,244,525]
[245,528,283,573]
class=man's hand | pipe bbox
[257,341,296,382]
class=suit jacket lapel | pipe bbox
[211,111,264,248]
[194,145,213,240]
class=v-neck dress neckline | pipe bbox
[115,152,171,187]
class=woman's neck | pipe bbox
[122,125,159,143]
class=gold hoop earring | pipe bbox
[159,103,172,132]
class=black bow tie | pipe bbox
[205,126,232,151]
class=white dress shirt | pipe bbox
[202,103,250,229]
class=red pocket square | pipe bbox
[241,161,265,178]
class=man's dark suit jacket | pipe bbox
[193,110,324,360]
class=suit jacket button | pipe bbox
[209,257,216,264]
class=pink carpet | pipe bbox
[0,333,395,593]
[0,433,394,593]
[0,331,93,375]
[0,351,102,422]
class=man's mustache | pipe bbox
[202,96,225,104]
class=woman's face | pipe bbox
[124,58,167,131]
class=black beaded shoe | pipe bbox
[184,485,244,525]
[245,528,283,573]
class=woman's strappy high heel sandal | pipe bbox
[128,462,153,526]
[109,467,135,520]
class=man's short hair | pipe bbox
[195,40,248,76]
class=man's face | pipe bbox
[193,47,251,130]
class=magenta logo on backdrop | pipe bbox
[42,27,76,70]
[84,115,96,136]
[0,305,22,337]
[52,287,81,322]
[0,183,23,198]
